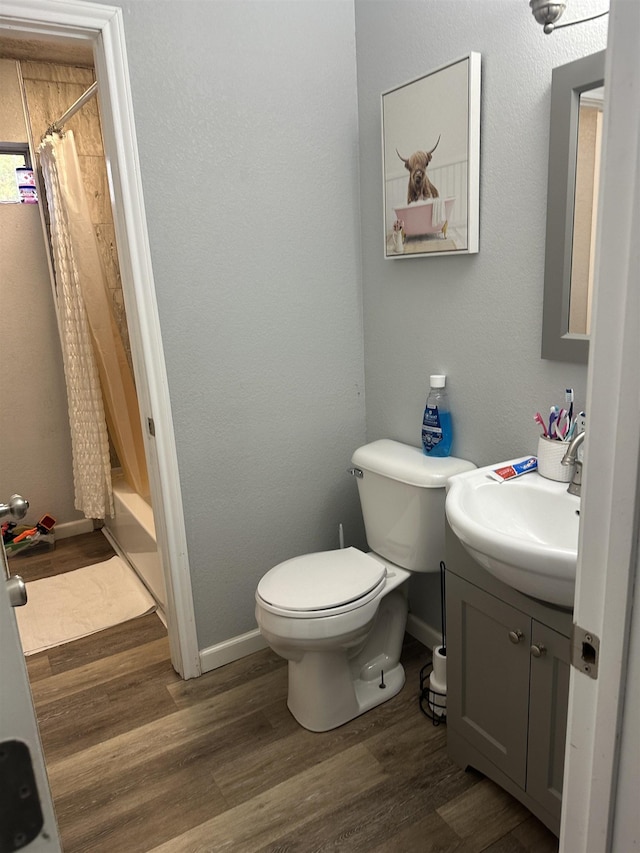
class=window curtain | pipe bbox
[39,130,149,518]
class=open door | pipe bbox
[0,495,61,851]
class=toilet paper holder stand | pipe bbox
[419,659,447,725]
[419,561,448,725]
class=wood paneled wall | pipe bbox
[21,60,132,369]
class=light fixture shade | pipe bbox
[530,0,567,32]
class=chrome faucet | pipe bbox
[561,431,585,496]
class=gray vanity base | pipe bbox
[447,729,561,835]
[445,524,572,837]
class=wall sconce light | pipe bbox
[530,0,567,33]
[529,0,609,33]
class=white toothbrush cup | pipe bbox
[537,436,573,482]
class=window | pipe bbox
[0,143,34,203]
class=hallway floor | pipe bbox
[21,535,559,852]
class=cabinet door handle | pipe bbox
[530,643,547,658]
[508,629,524,644]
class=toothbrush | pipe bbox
[556,409,570,440]
[534,412,548,437]
[565,388,574,423]
[576,411,586,434]
[566,411,586,441]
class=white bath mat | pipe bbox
[16,556,156,655]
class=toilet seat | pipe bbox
[256,547,387,618]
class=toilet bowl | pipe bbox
[255,439,475,732]
[256,547,410,731]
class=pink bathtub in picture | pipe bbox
[394,197,456,237]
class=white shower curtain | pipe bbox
[39,131,113,519]
[39,130,149,518]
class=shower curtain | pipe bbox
[39,130,149,519]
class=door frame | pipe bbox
[560,0,640,849]
[0,0,200,679]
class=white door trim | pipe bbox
[0,0,200,679]
[560,0,640,849]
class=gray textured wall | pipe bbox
[104,0,367,649]
[354,0,608,627]
[86,0,609,645]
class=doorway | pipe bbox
[0,0,199,679]
[2,52,166,652]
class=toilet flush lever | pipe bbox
[348,467,363,479]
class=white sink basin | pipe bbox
[445,462,579,608]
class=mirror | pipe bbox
[541,50,605,363]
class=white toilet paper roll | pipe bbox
[432,645,447,686]
[428,673,447,716]
[429,673,446,695]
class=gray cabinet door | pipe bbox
[447,573,531,787]
[527,620,571,823]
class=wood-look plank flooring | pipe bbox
[15,533,559,852]
[8,528,116,583]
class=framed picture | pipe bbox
[382,53,481,259]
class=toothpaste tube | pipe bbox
[489,456,538,483]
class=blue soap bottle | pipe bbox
[422,374,452,457]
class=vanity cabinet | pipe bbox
[445,525,572,836]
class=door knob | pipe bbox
[508,629,524,644]
[6,575,27,607]
[530,643,547,658]
[0,494,29,521]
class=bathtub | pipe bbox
[394,197,456,237]
[103,474,167,615]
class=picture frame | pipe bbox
[382,53,481,259]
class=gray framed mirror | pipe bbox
[541,50,605,363]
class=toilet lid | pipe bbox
[257,547,386,612]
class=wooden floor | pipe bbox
[15,533,559,852]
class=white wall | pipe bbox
[90,0,367,649]
[354,0,608,627]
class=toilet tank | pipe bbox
[351,439,475,573]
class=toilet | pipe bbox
[255,439,475,731]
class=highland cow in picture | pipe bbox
[396,136,441,203]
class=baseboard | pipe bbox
[55,518,95,540]
[199,628,269,674]
[406,613,442,652]
[199,617,439,675]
